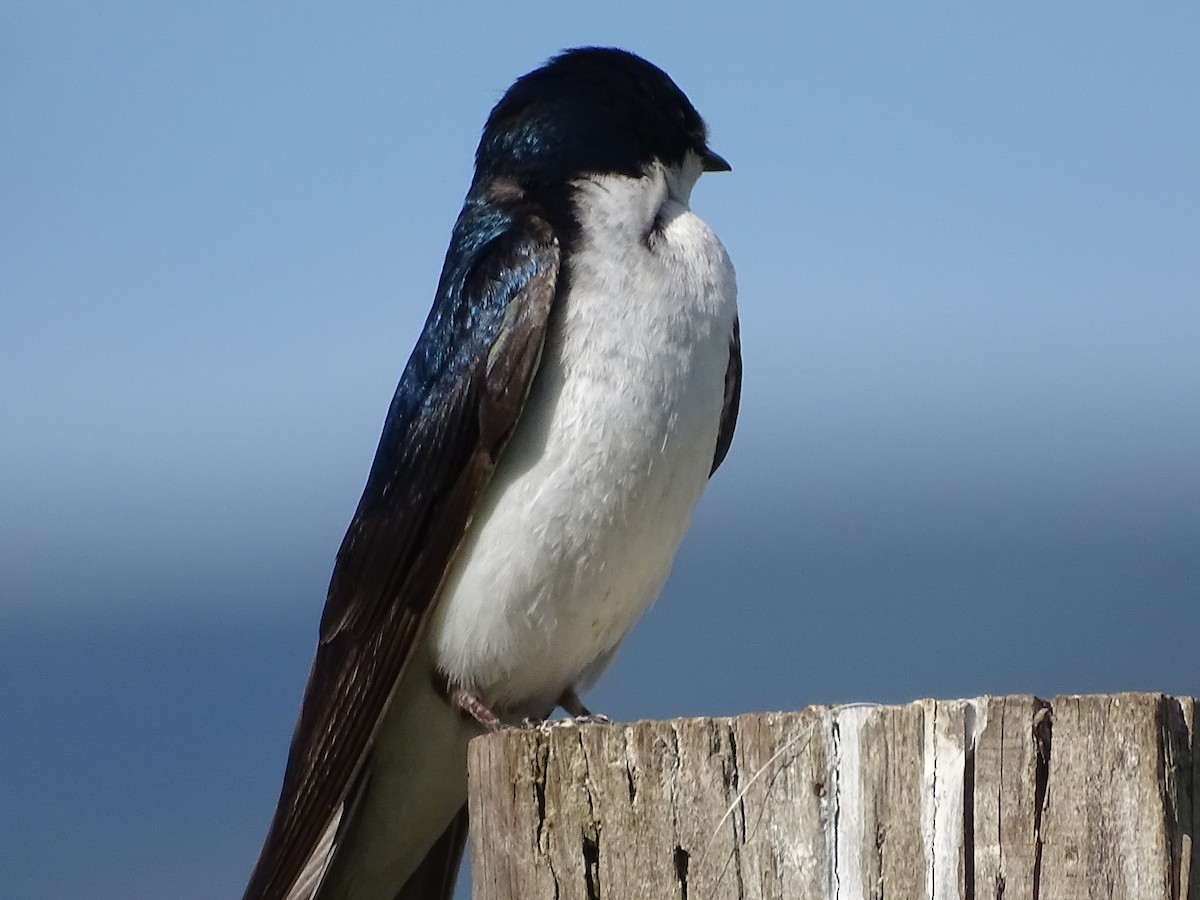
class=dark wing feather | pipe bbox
[710,315,741,475]
[243,198,560,900]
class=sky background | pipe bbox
[2,3,1198,898]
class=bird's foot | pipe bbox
[571,713,612,725]
[558,687,611,725]
[446,683,504,733]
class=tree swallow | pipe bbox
[243,47,740,900]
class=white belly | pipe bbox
[430,176,737,717]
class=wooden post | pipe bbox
[467,693,1198,900]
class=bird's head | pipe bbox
[474,47,729,195]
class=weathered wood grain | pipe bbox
[468,694,1197,900]
[971,694,1048,898]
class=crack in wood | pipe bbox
[582,834,600,900]
[830,715,843,900]
[1031,703,1053,900]
[674,845,690,900]
[964,703,977,900]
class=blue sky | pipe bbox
[2,3,1198,898]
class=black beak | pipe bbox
[701,147,732,172]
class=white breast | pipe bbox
[430,164,737,717]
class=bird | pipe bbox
[242,46,740,900]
